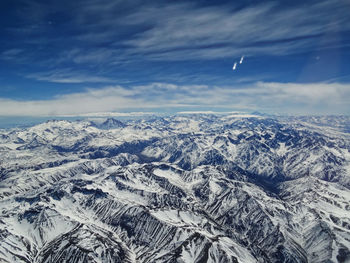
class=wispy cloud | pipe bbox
[122,0,350,60]
[26,69,114,84]
[1,49,24,59]
[1,0,349,116]
[61,112,156,118]
[0,82,349,116]
[7,0,349,67]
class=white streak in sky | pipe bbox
[240,55,244,64]
[232,62,237,70]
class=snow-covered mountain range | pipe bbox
[0,114,349,263]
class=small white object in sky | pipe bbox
[232,62,237,70]
[233,56,244,71]
[239,56,244,64]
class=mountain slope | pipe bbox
[0,114,349,262]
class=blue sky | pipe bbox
[1,0,350,116]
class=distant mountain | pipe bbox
[0,114,349,263]
[91,118,126,129]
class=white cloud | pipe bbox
[0,82,349,116]
[0,86,139,116]
[255,82,349,103]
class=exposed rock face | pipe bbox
[0,114,349,262]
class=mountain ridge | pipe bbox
[0,114,349,262]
